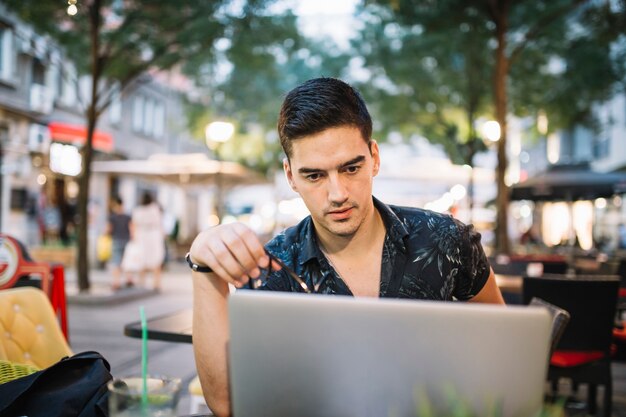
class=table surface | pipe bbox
[494,274,522,294]
[124,309,192,344]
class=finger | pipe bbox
[206,238,248,284]
[232,223,270,269]
[199,250,244,288]
[270,259,282,271]
[220,226,262,279]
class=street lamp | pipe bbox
[481,120,501,143]
[205,121,234,223]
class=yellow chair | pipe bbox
[0,287,72,370]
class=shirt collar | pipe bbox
[296,196,410,267]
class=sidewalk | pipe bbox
[63,262,200,415]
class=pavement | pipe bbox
[64,262,202,415]
[62,261,626,417]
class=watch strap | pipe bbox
[186,252,213,273]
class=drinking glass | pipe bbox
[108,375,181,417]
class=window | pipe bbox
[153,102,165,138]
[59,63,77,107]
[0,26,15,82]
[109,89,122,125]
[32,58,45,85]
[132,95,144,133]
[143,97,154,136]
[593,137,610,159]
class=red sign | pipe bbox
[48,122,114,153]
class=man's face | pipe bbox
[283,126,380,239]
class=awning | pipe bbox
[510,162,626,201]
[48,122,114,153]
[91,153,267,187]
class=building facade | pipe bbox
[0,5,210,259]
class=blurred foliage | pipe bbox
[353,0,625,253]
[354,0,625,152]
[183,15,351,173]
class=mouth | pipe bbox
[327,207,354,221]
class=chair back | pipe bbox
[0,234,51,295]
[0,287,72,369]
[522,274,619,354]
[529,297,570,356]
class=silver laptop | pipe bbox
[228,292,551,417]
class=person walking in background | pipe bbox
[130,192,165,291]
[108,196,133,291]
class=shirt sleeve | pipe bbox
[451,218,491,300]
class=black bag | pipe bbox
[0,351,112,417]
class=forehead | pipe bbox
[289,126,369,168]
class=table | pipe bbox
[495,274,522,294]
[125,275,524,343]
[124,309,192,344]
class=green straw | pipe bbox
[140,306,148,410]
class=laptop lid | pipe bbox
[229,292,551,417]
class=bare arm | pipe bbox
[192,271,231,416]
[189,223,279,417]
[468,268,505,305]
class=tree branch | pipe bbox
[509,0,590,65]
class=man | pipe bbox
[188,77,505,416]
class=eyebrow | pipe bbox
[298,155,366,174]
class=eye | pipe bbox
[305,173,322,182]
[345,165,360,174]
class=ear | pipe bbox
[283,158,298,192]
[370,140,381,177]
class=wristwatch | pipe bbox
[185,252,213,273]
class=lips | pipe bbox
[327,207,353,221]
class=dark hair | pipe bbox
[278,78,372,159]
[114,196,123,206]
[141,192,154,206]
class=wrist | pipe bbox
[186,252,213,273]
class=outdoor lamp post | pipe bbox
[481,120,501,143]
[205,121,234,223]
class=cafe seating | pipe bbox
[0,234,68,341]
[0,234,52,295]
[523,274,619,417]
[528,297,570,356]
[0,287,72,371]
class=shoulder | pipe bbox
[266,217,309,254]
[265,216,313,265]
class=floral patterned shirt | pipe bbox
[257,197,490,300]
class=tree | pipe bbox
[186,30,351,173]
[4,0,296,290]
[352,3,492,218]
[354,0,625,254]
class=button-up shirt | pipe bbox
[258,197,490,300]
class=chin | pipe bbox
[327,221,360,238]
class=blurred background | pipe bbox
[0,0,625,290]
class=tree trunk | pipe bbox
[77,0,102,291]
[493,0,511,255]
[466,110,477,225]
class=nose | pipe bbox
[327,173,349,206]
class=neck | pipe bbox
[316,201,385,257]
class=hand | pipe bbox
[188,222,280,288]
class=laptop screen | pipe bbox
[229,291,551,417]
